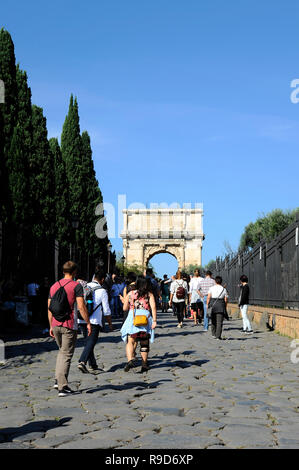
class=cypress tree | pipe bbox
[30,105,55,239]
[0,28,17,222]
[61,95,86,266]
[81,130,107,267]
[49,137,70,247]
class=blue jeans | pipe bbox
[203,295,209,330]
[79,324,101,367]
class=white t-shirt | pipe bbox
[170,280,188,303]
[189,276,203,303]
[208,285,228,299]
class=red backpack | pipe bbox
[175,282,186,300]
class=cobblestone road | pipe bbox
[1,312,299,449]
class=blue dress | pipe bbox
[120,308,155,344]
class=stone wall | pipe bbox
[227,303,299,339]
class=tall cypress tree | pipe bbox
[29,106,55,278]
[61,95,86,266]
[30,105,55,239]
[81,130,107,267]
[0,28,17,223]
[49,137,70,247]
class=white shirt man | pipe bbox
[77,271,113,374]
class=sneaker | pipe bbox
[212,335,216,339]
[78,362,89,374]
[58,386,74,397]
[245,330,253,335]
[53,380,58,389]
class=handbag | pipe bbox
[207,288,225,318]
[132,303,148,327]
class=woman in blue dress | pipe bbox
[121,277,157,373]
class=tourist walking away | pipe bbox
[110,276,126,318]
[182,272,190,319]
[121,277,157,373]
[198,271,216,332]
[145,268,161,309]
[77,268,113,374]
[160,274,171,313]
[169,271,188,328]
[189,269,204,325]
[206,276,228,340]
[48,261,91,397]
[239,274,253,334]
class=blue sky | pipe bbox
[2,0,299,277]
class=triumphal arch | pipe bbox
[120,207,204,269]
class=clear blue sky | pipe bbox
[2,0,299,277]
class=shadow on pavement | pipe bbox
[0,417,72,442]
[82,379,172,394]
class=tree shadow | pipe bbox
[0,417,72,442]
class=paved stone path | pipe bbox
[0,312,299,449]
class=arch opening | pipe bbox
[147,252,179,279]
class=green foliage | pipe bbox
[204,260,217,273]
[30,105,55,239]
[239,208,299,251]
[0,30,109,281]
[7,125,28,224]
[0,28,17,222]
[49,138,70,246]
[184,264,203,275]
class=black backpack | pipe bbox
[49,280,72,322]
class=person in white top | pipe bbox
[206,276,228,340]
[169,270,188,328]
[77,269,113,373]
[188,269,204,325]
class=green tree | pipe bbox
[30,105,55,239]
[49,137,70,247]
[0,28,17,222]
[239,208,299,251]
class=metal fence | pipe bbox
[215,216,299,309]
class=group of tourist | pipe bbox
[47,260,252,397]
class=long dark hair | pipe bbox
[136,276,152,298]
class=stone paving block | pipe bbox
[218,424,275,448]
[0,442,31,449]
[0,407,33,427]
[56,437,120,449]
[125,432,220,449]
[86,427,138,443]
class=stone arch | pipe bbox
[121,208,204,269]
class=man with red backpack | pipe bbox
[169,270,188,328]
[48,261,91,397]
